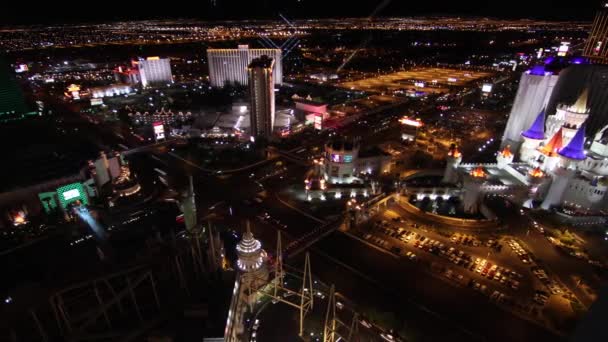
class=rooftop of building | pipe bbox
[458,163,532,187]
[0,118,98,193]
[358,145,391,159]
[248,55,274,69]
[293,98,328,107]
[326,138,358,151]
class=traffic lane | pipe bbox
[311,232,563,342]
[257,194,324,238]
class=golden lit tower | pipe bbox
[248,55,275,138]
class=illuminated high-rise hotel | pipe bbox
[207,45,282,87]
[583,3,608,64]
[248,56,275,138]
[137,57,173,87]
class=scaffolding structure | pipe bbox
[257,231,314,337]
[49,265,161,342]
[323,285,359,342]
[225,230,315,341]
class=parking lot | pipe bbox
[348,205,577,323]
[338,67,494,94]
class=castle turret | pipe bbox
[496,145,514,168]
[463,167,486,214]
[589,125,608,158]
[541,167,576,210]
[538,127,564,172]
[546,89,590,144]
[559,122,587,164]
[519,109,546,163]
[443,144,462,184]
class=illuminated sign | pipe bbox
[331,154,341,163]
[67,84,81,100]
[314,114,323,130]
[90,98,104,106]
[147,56,160,60]
[414,81,425,88]
[56,183,88,209]
[594,41,603,55]
[557,42,570,57]
[447,77,457,83]
[399,116,423,127]
[344,155,353,163]
[63,188,81,201]
[15,64,28,73]
[482,84,493,93]
[536,48,544,59]
[153,122,165,140]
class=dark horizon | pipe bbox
[0,0,603,26]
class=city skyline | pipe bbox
[1,2,608,342]
[0,1,604,25]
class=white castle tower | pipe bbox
[545,89,590,145]
[541,167,576,210]
[496,145,514,169]
[443,144,462,184]
[590,125,608,157]
[463,167,487,214]
[519,109,546,163]
[225,223,269,342]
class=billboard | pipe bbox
[56,183,89,209]
[90,98,104,106]
[314,114,323,130]
[153,122,165,140]
[482,84,493,93]
[399,116,423,127]
[15,64,28,73]
[329,154,353,163]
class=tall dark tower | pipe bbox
[583,3,608,64]
[0,57,34,121]
[247,55,275,138]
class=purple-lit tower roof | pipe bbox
[521,109,546,140]
[559,123,587,160]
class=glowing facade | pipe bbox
[208,45,282,87]
[137,57,173,87]
[324,139,360,184]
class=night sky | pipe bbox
[0,0,602,25]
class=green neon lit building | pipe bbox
[56,183,89,209]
